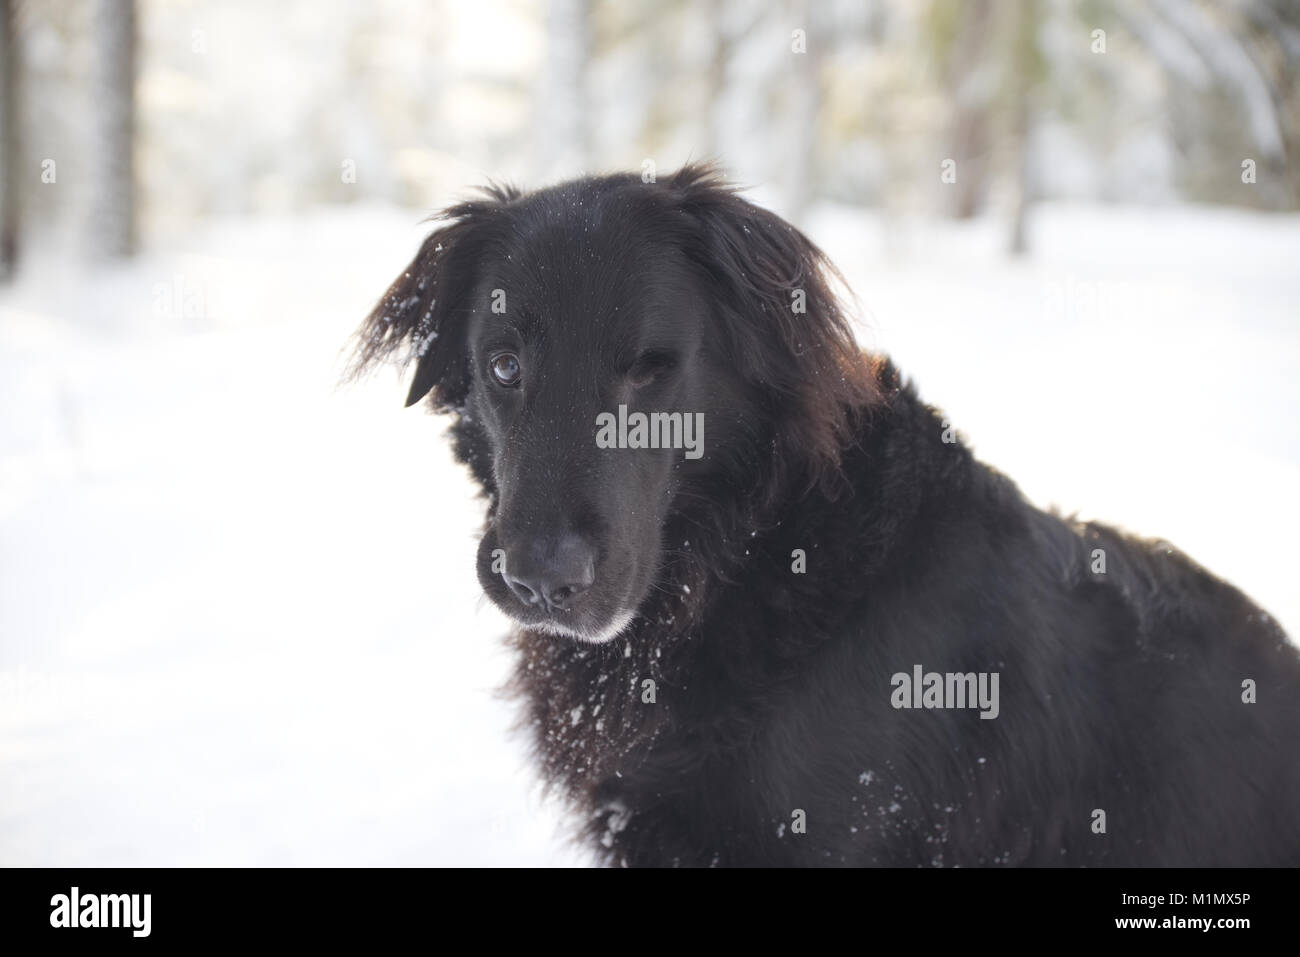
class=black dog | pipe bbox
[352,164,1300,866]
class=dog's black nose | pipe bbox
[503,535,596,612]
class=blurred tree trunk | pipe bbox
[704,1,763,166]
[0,0,19,279]
[784,0,817,225]
[704,0,731,161]
[536,0,590,180]
[1007,0,1040,255]
[85,0,135,259]
[946,0,992,219]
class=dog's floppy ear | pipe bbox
[350,191,510,410]
[670,163,879,490]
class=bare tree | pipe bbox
[703,0,734,162]
[704,0,765,162]
[783,0,818,224]
[943,0,994,220]
[85,0,135,259]
[535,0,591,181]
[0,0,20,278]
[1007,0,1041,254]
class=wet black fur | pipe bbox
[353,164,1300,866]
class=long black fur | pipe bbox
[352,164,1300,866]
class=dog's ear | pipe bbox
[671,164,879,490]
[350,192,508,410]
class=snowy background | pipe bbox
[1,0,1297,866]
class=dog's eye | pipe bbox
[627,351,676,388]
[490,353,522,387]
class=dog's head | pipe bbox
[352,164,875,643]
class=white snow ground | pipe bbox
[1,202,1296,866]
